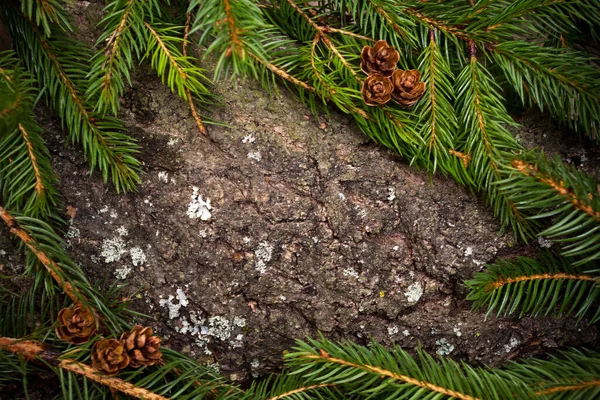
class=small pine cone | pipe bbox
[360,40,400,77]
[91,339,130,375]
[391,69,426,108]
[362,74,394,106]
[120,325,162,368]
[55,303,96,344]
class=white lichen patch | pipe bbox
[159,288,189,319]
[247,151,262,161]
[387,187,396,202]
[343,267,359,278]
[158,171,169,183]
[117,225,129,236]
[114,265,132,280]
[404,282,424,303]
[537,236,553,248]
[187,187,212,221]
[255,242,273,274]
[65,224,80,247]
[242,134,256,144]
[504,337,520,353]
[387,326,399,336]
[464,247,474,256]
[101,237,127,263]
[167,138,180,146]
[130,246,147,266]
[355,206,367,219]
[436,338,455,356]
[402,329,410,337]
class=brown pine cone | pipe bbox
[391,69,426,108]
[55,303,96,344]
[360,40,400,77]
[362,74,394,106]
[91,338,130,375]
[120,325,162,368]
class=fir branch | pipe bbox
[0,206,83,304]
[0,206,128,332]
[501,154,600,264]
[286,337,536,400]
[0,121,60,221]
[329,0,417,50]
[249,51,315,92]
[454,49,533,240]
[86,0,154,115]
[267,383,336,400]
[243,372,340,400]
[506,348,600,398]
[466,252,600,322]
[415,29,460,175]
[0,52,61,221]
[491,42,600,139]
[19,0,72,36]
[480,0,600,36]
[2,6,141,193]
[189,0,271,79]
[142,21,211,101]
[60,360,169,400]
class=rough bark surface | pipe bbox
[1,1,599,392]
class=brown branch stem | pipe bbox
[512,160,600,221]
[0,336,168,400]
[487,272,599,290]
[182,10,207,135]
[537,380,600,395]
[249,52,315,92]
[267,383,335,400]
[0,206,80,302]
[302,350,479,400]
[19,123,45,195]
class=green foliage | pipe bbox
[1,0,600,398]
[143,21,211,100]
[0,51,61,222]
[500,152,600,265]
[507,348,600,399]
[285,336,537,399]
[1,4,141,193]
[466,252,600,322]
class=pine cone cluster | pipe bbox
[89,325,163,375]
[55,303,97,344]
[56,303,163,376]
[360,40,426,108]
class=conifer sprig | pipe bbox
[500,153,600,265]
[454,48,532,239]
[86,0,160,115]
[0,51,60,222]
[285,336,537,400]
[189,0,270,79]
[466,252,600,322]
[2,5,141,193]
[143,21,211,101]
[491,42,600,139]
[415,30,459,175]
[18,0,72,36]
[507,348,600,398]
[0,206,129,333]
